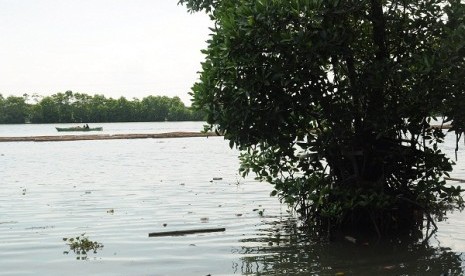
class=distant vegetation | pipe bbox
[0,91,205,124]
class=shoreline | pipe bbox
[0,132,221,142]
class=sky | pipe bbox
[0,0,212,105]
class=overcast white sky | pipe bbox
[0,0,212,105]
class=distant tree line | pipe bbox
[0,91,205,124]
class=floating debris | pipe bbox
[26,226,55,230]
[0,131,220,142]
[0,221,17,225]
[344,236,357,244]
[149,227,226,237]
[212,177,223,181]
[445,177,465,183]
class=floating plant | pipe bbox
[63,233,103,260]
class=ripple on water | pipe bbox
[0,137,292,275]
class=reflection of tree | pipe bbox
[236,219,464,275]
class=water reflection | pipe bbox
[237,218,464,275]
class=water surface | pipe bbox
[0,121,206,137]
[1,123,464,275]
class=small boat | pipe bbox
[56,126,103,132]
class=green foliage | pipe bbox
[63,233,104,260]
[0,94,29,124]
[0,91,205,124]
[182,0,465,234]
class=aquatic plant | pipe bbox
[63,233,104,260]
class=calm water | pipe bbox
[0,121,208,137]
[1,122,465,275]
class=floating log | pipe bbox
[148,227,226,237]
[444,177,465,183]
[0,131,220,143]
[344,236,357,244]
[430,124,452,130]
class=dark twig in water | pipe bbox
[148,227,226,237]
